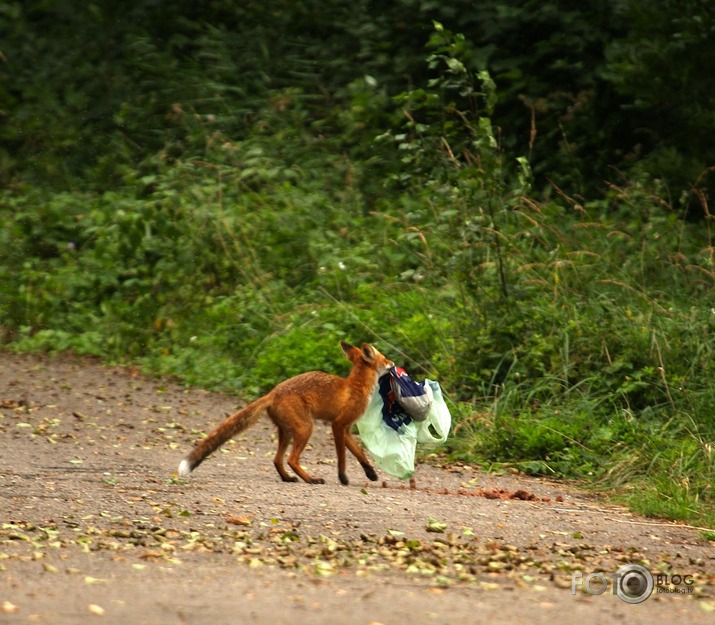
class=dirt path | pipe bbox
[0,353,713,624]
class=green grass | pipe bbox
[447,377,714,529]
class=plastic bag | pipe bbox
[356,375,452,479]
[416,380,451,446]
[356,385,417,480]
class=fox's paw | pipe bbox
[339,473,350,486]
[364,465,378,481]
[309,477,326,485]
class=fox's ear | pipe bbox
[340,340,357,360]
[360,343,377,362]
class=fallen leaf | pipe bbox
[426,518,447,533]
[2,601,19,613]
[314,560,334,576]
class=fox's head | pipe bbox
[340,340,394,376]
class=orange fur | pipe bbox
[178,341,394,485]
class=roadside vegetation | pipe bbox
[2,2,713,528]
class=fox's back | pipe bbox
[269,370,374,422]
[272,371,343,395]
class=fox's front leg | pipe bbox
[344,430,378,482]
[332,423,350,485]
[332,423,378,485]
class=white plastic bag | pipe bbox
[416,380,451,446]
[356,379,451,479]
[356,385,418,479]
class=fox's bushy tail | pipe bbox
[178,396,270,477]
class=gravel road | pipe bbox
[0,353,712,624]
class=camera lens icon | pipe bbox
[615,564,654,604]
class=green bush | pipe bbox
[2,19,714,528]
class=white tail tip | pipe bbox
[178,459,192,478]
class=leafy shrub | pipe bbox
[2,19,714,527]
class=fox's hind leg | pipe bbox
[269,402,324,484]
[273,425,298,483]
[286,420,325,484]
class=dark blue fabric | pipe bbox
[378,373,412,432]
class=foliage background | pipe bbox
[1,1,714,527]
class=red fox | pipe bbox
[178,341,394,485]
